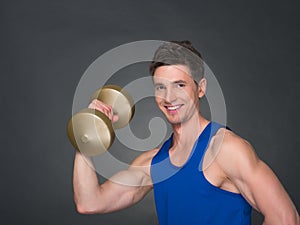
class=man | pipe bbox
[73,41,299,224]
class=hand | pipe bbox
[88,99,119,123]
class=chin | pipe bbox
[166,117,184,125]
[161,109,186,125]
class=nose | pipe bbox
[164,86,177,103]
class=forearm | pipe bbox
[73,151,102,213]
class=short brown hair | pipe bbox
[149,40,204,82]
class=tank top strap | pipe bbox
[188,122,225,169]
[152,134,173,163]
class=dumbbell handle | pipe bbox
[90,85,135,129]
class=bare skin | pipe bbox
[73,65,299,224]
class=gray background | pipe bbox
[1,0,299,224]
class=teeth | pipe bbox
[166,105,181,110]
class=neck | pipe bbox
[171,113,209,150]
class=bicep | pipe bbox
[96,168,152,213]
[95,150,156,214]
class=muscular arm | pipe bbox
[73,150,155,214]
[73,99,155,214]
[218,131,299,225]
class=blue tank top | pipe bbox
[151,122,252,225]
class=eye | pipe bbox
[177,83,186,88]
[155,84,166,91]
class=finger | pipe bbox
[88,100,115,121]
[112,115,119,123]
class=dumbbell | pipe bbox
[67,85,135,156]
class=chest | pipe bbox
[168,145,239,194]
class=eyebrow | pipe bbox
[173,80,187,84]
[154,80,188,85]
[154,82,164,86]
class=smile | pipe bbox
[165,104,183,111]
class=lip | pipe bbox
[164,104,183,112]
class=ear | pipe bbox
[198,78,206,98]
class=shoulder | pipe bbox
[212,128,260,178]
[213,128,258,160]
[132,148,159,167]
[129,148,160,175]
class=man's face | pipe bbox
[153,65,202,125]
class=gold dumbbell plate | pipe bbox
[67,108,115,156]
[67,85,135,156]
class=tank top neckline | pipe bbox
[167,121,212,169]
